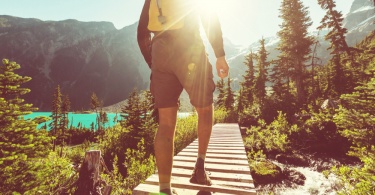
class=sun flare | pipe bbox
[200,0,235,11]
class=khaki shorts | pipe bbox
[150,31,215,108]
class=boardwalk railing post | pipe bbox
[74,150,112,195]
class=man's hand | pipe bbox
[216,56,229,78]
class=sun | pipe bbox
[199,0,235,12]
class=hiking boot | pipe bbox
[189,166,212,186]
[160,189,178,195]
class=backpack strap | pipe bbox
[156,0,166,24]
[137,0,152,68]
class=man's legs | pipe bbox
[154,107,179,193]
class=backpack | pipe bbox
[148,0,192,31]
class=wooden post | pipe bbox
[74,150,111,195]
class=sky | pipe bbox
[0,0,353,46]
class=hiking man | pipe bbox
[137,0,229,194]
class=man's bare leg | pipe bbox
[189,104,214,185]
[154,107,179,192]
[196,104,214,157]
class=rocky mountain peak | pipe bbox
[344,0,375,45]
[0,15,149,111]
[349,0,374,13]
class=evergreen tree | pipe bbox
[224,76,235,110]
[144,90,158,124]
[215,78,226,108]
[241,51,256,107]
[0,59,50,193]
[121,89,144,131]
[271,57,291,103]
[90,92,106,136]
[59,95,70,157]
[254,38,269,106]
[103,89,157,176]
[120,89,153,150]
[236,88,244,114]
[309,36,323,107]
[317,0,351,56]
[317,0,352,97]
[50,85,62,152]
[333,74,375,193]
[91,92,101,128]
[277,0,314,107]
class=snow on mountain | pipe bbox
[344,0,375,45]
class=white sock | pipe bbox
[159,182,171,191]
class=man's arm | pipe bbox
[200,11,229,78]
[137,0,152,68]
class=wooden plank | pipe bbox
[181,148,246,155]
[173,156,249,166]
[177,151,248,160]
[172,161,251,175]
[189,143,245,147]
[170,167,253,183]
[186,145,246,150]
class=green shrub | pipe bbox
[101,139,155,195]
[24,152,77,194]
[214,107,228,123]
[245,111,295,154]
[214,107,238,124]
[175,114,198,154]
[292,109,350,155]
[327,76,375,194]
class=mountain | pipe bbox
[344,0,375,46]
[0,15,150,111]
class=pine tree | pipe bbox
[90,92,104,134]
[333,74,375,193]
[277,0,314,107]
[50,85,62,152]
[224,76,235,110]
[317,0,351,56]
[143,90,158,124]
[121,89,144,130]
[317,0,352,97]
[271,57,290,102]
[309,36,322,107]
[236,88,244,114]
[254,38,269,106]
[241,51,256,107]
[120,89,156,153]
[0,59,50,193]
[215,78,226,108]
[59,95,70,157]
[91,92,100,127]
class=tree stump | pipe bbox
[74,150,111,195]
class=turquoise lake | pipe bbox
[25,112,192,130]
[25,112,121,129]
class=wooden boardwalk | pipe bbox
[133,123,256,195]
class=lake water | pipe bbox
[24,112,121,129]
[25,112,192,130]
